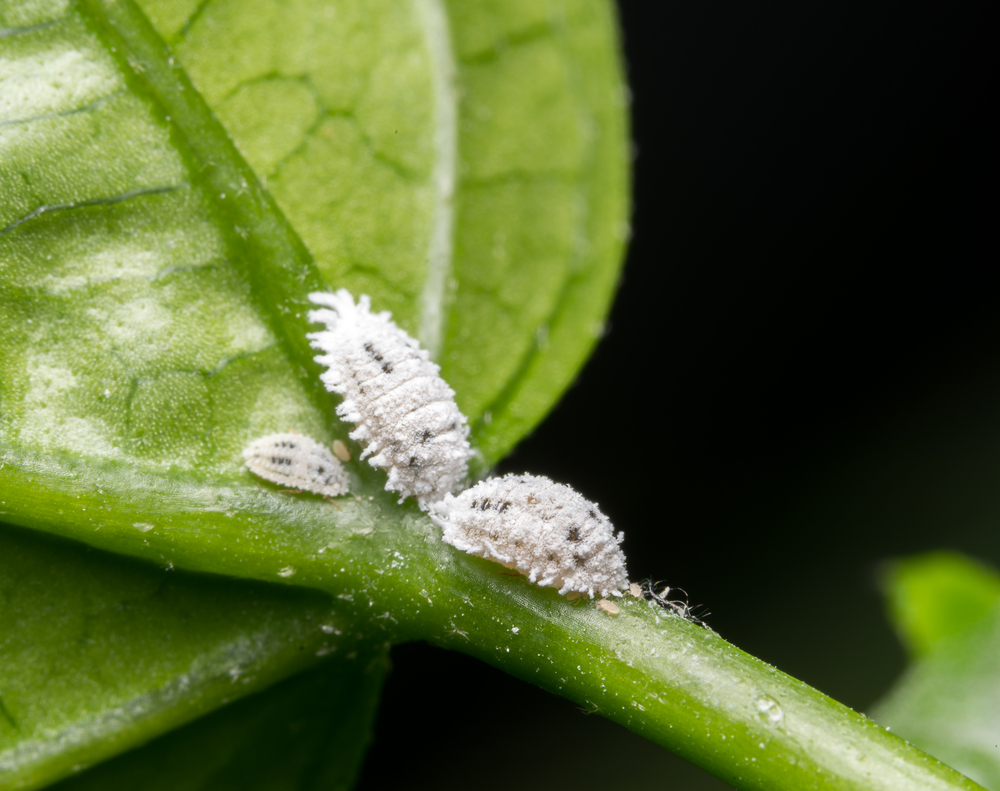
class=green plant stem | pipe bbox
[0,452,984,791]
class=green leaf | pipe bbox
[874,601,1000,791]
[1,0,628,784]
[0,523,384,791]
[136,0,630,465]
[872,552,1000,789]
[1,0,627,482]
[882,551,1000,657]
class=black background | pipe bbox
[358,1,996,788]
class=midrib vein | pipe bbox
[415,0,457,360]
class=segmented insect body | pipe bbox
[307,289,473,509]
[430,474,629,598]
[243,433,349,496]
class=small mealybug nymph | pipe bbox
[307,290,473,509]
[243,432,349,496]
[597,599,621,615]
[430,474,629,599]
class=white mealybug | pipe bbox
[307,289,473,509]
[430,474,629,599]
[243,433,349,497]
[332,439,351,462]
[597,599,621,615]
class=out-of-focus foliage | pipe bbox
[876,552,1000,790]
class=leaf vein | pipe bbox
[0,89,125,129]
[267,108,426,183]
[0,184,188,237]
[0,18,62,41]
[457,22,553,66]
[415,0,458,360]
[0,696,18,731]
[173,0,214,44]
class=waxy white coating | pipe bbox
[430,474,628,598]
[243,432,349,496]
[307,290,473,509]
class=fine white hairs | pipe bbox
[307,289,473,509]
[243,432,349,496]
[430,473,629,599]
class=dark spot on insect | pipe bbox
[573,554,586,567]
[588,509,597,519]
[498,501,510,513]
[408,456,419,468]
[420,429,433,443]
[479,498,492,510]
[316,466,324,475]
[271,455,292,466]
[567,527,581,542]
[471,499,479,509]
[548,553,557,562]
[363,341,392,371]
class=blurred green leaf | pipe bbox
[882,551,1000,657]
[0,524,382,791]
[874,599,1000,791]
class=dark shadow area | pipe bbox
[357,642,733,790]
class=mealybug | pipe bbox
[332,439,351,462]
[597,599,621,615]
[430,474,629,599]
[243,432,349,497]
[307,290,473,509]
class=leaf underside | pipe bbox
[0,0,628,787]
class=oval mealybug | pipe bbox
[307,289,473,509]
[243,432,349,496]
[430,473,629,599]
[332,439,351,462]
